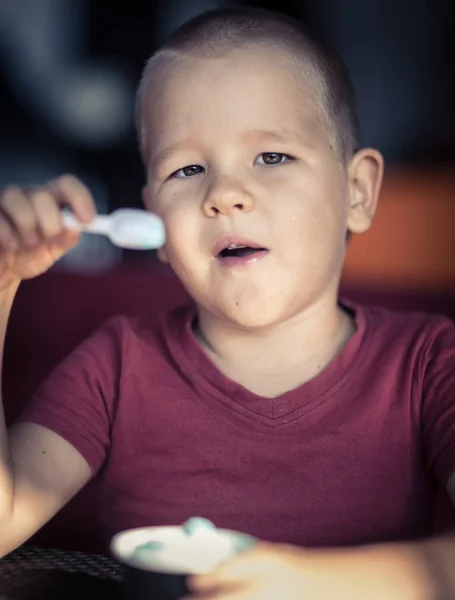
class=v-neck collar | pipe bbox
[162,298,369,425]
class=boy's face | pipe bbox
[142,47,382,329]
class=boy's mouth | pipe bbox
[218,245,266,258]
[213,237,269,264]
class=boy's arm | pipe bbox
[0,284,91,557]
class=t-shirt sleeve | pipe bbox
[17,317,125,476]
[422,316,455,488]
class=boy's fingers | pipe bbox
[48,175,96,224]
[52,228,80,251]
[0,186,39,247]
[0,218,18,252]
[29,188,64,240]
[0,175,92,257]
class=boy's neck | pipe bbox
[194,295,356,398]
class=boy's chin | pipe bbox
[214,302,289,331]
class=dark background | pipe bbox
[0,0,454,272]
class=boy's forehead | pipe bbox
[137,47,333,164]
[142,47,326,135]
[150,45,321,100]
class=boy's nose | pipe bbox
[202,178,254,217]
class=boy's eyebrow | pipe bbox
[148,139,196,169]
[243,128,317,148]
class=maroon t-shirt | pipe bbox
[20,300,455,550]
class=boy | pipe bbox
[0,6,454,599]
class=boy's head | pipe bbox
[138,7,383,330]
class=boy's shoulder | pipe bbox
[87,302,195,356]
[355,299,452,325]
[354,299,453,330]
[347,298,455,359]
[38,302,197,400]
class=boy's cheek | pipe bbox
[141,185,152,209]
[142,181,167,212]
[157,246,169,263]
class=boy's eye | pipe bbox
[255,153,291,166]
[171,165,205,179]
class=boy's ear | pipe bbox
[141,185,169,263]
[346,148,384,234]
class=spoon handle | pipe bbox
[62,213,111,236]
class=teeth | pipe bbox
[228,244,246,249]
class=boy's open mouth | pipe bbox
[217,244,267,259]
[213,238,269,264]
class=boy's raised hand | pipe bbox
[0,175,96,290]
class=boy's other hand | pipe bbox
[0,176,96,290]
[186,541,426,600]
[186,543,308,600]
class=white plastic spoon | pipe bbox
[62,208,165,250]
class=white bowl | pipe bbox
[111,525,256,575]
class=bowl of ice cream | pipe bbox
[111,518,256,600]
